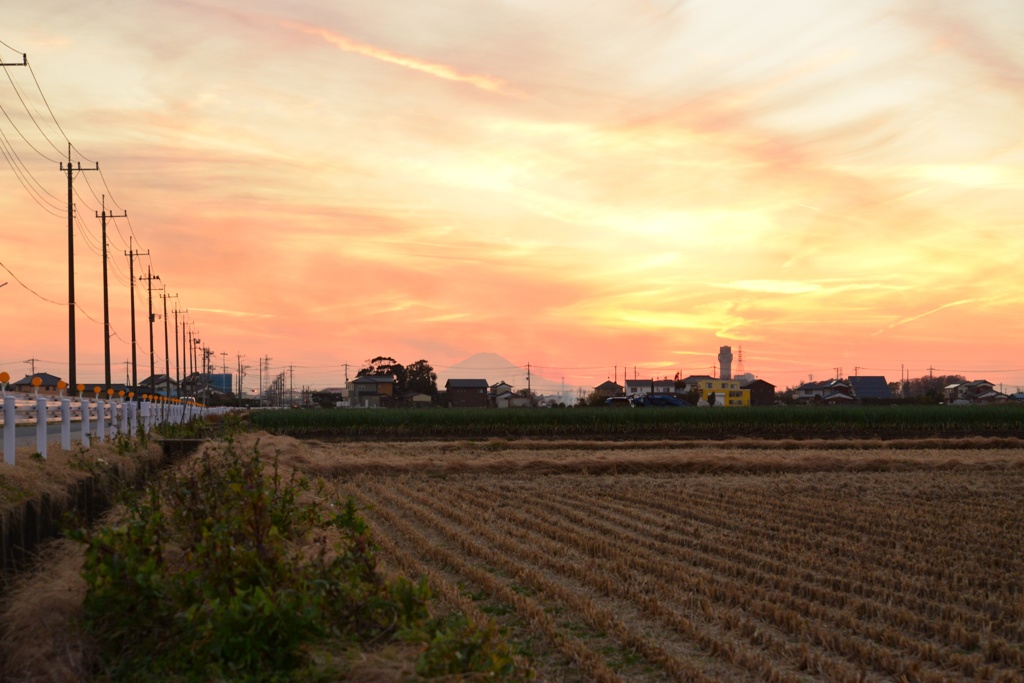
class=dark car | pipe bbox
[605,397,633,408]
[633,394,690,408]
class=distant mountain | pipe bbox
[439,352,562,394]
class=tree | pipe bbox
[405,359,438,398]
[357,356,408,395]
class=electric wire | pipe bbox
[0,79,59,163]
[2,62,64,157]
[0,126,64,214]
[0,259,65,305]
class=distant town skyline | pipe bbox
[3,1,1023,394]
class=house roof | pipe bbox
[740,378,776,389]
[139,374,178,386]
[446,379,488,389]
[625,379,675,388]
[353,374,395,384]
[821,392,855,402]
[595,380,622,391]
[13,373,63,386]
[681,375,714,384]
[848,376,892,400]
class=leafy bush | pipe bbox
[71,441,439,681]
[407,613,528,679]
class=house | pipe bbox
[446,379,489,408]
[945,380,995,404]
[495,391,531,409]
[399,390,433,408]
[794,379,852,403]
[698,378,750,407]
[11,373,65,396]
[593,380,623,399]
[624,379,676,396]
[489,381,513,398]
[848,376,892,401]
[348,375,395,408]
[741,378,776,407]
[679,375,714,393]
[821,391,856,406]
[138,374,179,398]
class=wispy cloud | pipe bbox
[189,307,275,319]
[280,20,512,94]
[871,299,977,336]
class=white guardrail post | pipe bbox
[97,399,106,443]
[129,399,137,435]
[120,398,129,435]
[61,398,71,451]
[3,395,14,465]
[35,396,47,459]
[81,395,91,448]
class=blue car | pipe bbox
[633,394,690,408]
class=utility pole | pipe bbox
[172,302,181,391]
[260,355,272,407]
[180,312,189,385]
[61,145,98,390]
[141,267,160,396]
[187,324,195,380]
[220,351,228,399]
[236,353,245,396]
[289,364,294,406]
[97,195,126,385]
[24,358,40,374]
[161,289,174,394]
[526,362,531,399]
[125,239,149,390]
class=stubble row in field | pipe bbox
[304,439,1024,682]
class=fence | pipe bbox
[0,388,210,465]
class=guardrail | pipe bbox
[0,392,211,465]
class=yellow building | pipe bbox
[700,379,750,407]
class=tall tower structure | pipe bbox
[718,345,734,380]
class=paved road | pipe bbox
[13,422,90,448]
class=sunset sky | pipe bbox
[2,0,1023,396]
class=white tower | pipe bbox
[718,345,733,380]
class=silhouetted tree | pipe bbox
[357,356,408,394]
[405,359,438,398]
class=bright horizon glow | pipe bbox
[2,0,1024,396]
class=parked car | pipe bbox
[632,394,690,408]
[605,397,633,408]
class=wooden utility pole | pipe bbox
[97,196,126,385]
[141,267,160,396]
[61,145,98,390]
[172,301,181,391]
[162,290,176,393]
[125,239,149,390]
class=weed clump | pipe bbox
[70,441,526,680]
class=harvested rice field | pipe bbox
[283,437,1024,682]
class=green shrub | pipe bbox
[71,442,433,681]
[407,613,530,679]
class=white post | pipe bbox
[3,396,15,465]
[96,399,106,442]
[141,401,150,434]
[35,397,47,459]
[81,397,91,448]
[120,400,129,435]
[61,398,71,451]
[129,401,137,436]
